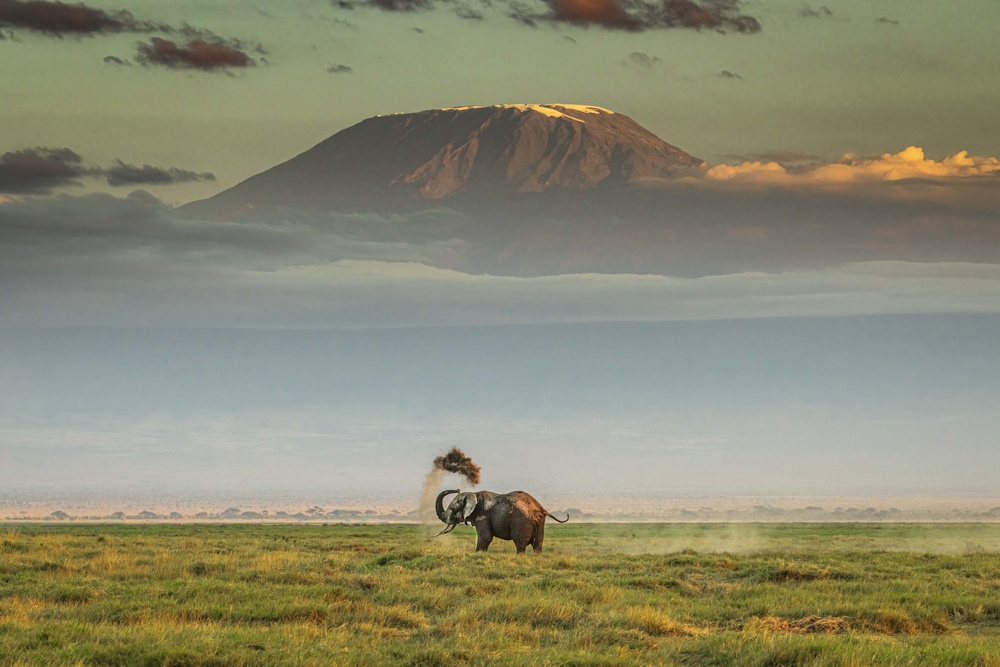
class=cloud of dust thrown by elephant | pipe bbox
[418,447,481,526]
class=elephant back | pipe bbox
[506,491,546,518]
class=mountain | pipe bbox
[180,104,701,219]
[173,105,998,278]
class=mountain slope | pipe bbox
[180,104,701,218]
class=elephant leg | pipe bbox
[475,524,494,552]
[531,522,545,553]
[510,516,533,554]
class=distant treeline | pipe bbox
[8,505,1000,523]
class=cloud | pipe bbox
[719,69,741,79]
[876,16,898,25]
[529,0,638,28]
[627,51,661,68]
[514,0,761,31]
[372,0,431,9]
[336,0,431,10]
[334,0,760,32]
[704,146,1000,186]
[0,0,257,42]
[1,1,265,69]
[0,146,222,193]
[655,0,760,32]
[0,147,88,194]
[799,4,832,19]
[2,189,1000,328]
[135,37,255,70]
[103,161,216,187]
[3,140,1000,327]
[455,5,484,19]
[0,0,143,35]
[326,63,353,74]
[0,193,465,270]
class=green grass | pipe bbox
[1,523,999,666]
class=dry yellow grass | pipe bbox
[2,522,999,666]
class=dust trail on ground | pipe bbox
[583,523,765,555]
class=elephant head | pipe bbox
[434,489,477,535]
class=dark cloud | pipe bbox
[1,185,1000,331]
[1,192,999,336]
[655,0,761,32]
[513,0,763,31]
[163,24,267,58]
[455,5,484,19]
[326,63,353,74]
[1,1,265,69]
[0,0,142,35]
[627,51,661,68]
[136,37,255,71]
[876,16,898,25]
[103,161,215,187]
[0,147,87,194]
[0,194,467,298]
[799,4,832,19]
[369,0,432,10]
[0,0,257,40]
[719,69,741,79]
[0,147,221,193]
[334,0,760,32]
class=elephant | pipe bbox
[434,488,568,553]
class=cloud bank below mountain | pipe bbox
[2,191,1000,328]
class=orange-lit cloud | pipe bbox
[336,0,762,33]
[550,0,637,28]
[705,146,1000,185]
[136,37,255,70]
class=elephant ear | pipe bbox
[460,492,478,521]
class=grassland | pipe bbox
[1,522,999,666]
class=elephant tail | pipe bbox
[545,510,569,523]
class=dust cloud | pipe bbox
[418,447,481,526]
[433,447,480,485]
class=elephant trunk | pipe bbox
[435,489,459,523]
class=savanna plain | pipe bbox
[2,523,999,666]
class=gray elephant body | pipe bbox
[435,489,568,553]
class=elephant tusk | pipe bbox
[433,524,457,537]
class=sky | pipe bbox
[3,0,1000,204]
[1,0,999,512]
